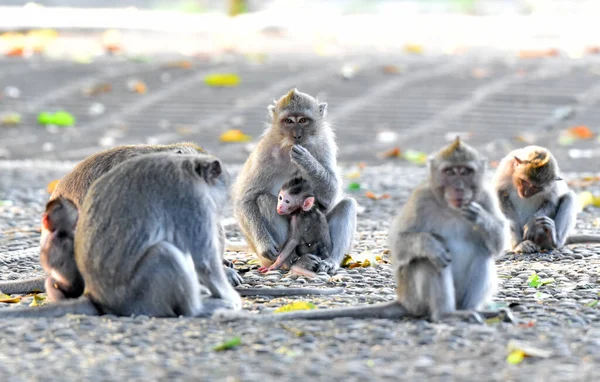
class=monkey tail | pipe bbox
[0,297,99,318]
[564,235,600,245]
[0,277,46,294]
[214,301,407,322]
[235,287,344,297]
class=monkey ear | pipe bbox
[513,156,523,165]
[319,103,328,118]
[206,160,222,181]
[267,104,276,118]
[302,197,315,211]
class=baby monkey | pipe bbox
[259,177,332,276]
[493,145,600,253]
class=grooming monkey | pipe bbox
[217,138,512,323]
[233,88,357,274]
[492,145,600,253]
[0,152,244,318]
[0,142,245,295]
[258,177,332,276]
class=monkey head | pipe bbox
[511,146,560,199]
[268,88,328,146]
[277,176,315,215]
[428,137,486,210]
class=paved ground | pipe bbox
[2,33,600,380]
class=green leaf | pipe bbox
[540,278,555,286]
[213,336,241,351]
[348,182,361,191]
[587,300,599,308]
[402,149,428,165]
[527,272,541,288]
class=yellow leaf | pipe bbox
[404,44,423,54]
[246,259,261,266]
[204,73,241,87]
[507,349,526,365]
[274,301,316,313]
[341,254,354,267]
[578,191,600,211]
[345,171,361,180]
[0,292,21,303]
[47,179,60,194]
[29,294,46,307]
[220,129,252,143]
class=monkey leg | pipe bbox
[256,194,290,266]
[455,256,496,311]
[321,197,358,274]
[399,260,455,322]
[553,191,577,247]
[513,240,540,254]
[109,242,204,317]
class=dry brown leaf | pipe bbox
[518,49,559,58]
[568,125,594,139]
[378,147,401,159]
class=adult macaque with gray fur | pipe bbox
[218,138,513,323]
[258,176,332,277]
[0,142,245,295]
[0,152,242,318]
[233,88,357,275]
[492,145,600,254]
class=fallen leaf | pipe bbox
[84,83,112,96]
[518,320,536,328]
[6,47,24,57]
[37,111,76,127]
[128,80,147,94]
[47,179,60,194]
[163,60,192,69]
[0,292,21,303]
[213,336,241,351]
[382,65,402,74]
[527,272,541,288]
[342,251,380,268]
[365,191,390,200]
[506,349,526,365]
[358,162,367,170]
[246,259,261,266]
[378,147,401,159]
[567,176,600,188]
[404,44,423,54]
[518,49,559,58]
[507,340,552,359]
[102,29,122,53]
[1,113,21,126]
[348,182,361,191]
[204,73,241,87]
[568,125,594,139]
[586,300,599,308]
[402,149,428,165]
[345,171,361,180]
[220,129,252,143]
[274,301,316,313]
[578,191,600,210]
[29,294,46,307]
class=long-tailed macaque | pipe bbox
[232,88,357,275]
[492,145,600,253]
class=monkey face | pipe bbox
[439,165,476,209]
[514,177,542,199]
[280,114,314,144]
[277,191,301,215]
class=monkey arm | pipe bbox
[553,191,577,247]
[391,232,451,270]
[468,193,509,254]
[270,238,299,270]
[290,145,338,209]
[236,194,279,257]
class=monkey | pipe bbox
[39,197,84,301]
[232,88,357,275]
[492,145,600,254]
[0,142,245,295]
[0,152,243,318]
[216,138,514,324]
[258,176,332,276]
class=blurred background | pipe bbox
[1,0,600,171]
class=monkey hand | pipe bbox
[316,258,339,275]
[533,216,558,247]
[513,240,540,254]
[425,238,451,269]
[290,145,315,168]
[224,267,244,287]
[461,202,486,225]
[257,239,280,263]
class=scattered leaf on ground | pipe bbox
[506,349,526,365]
[567,176,600,188]
[342,251,380,268]
[365,191,390,200]
[1,113,21,126]
[586,300,599,308]
[47,179,60,194]
[527,272,541,288]
[558,133,576,146]
[358,162,367,170]
[102,29,123,53]
[219,129,252,143]
[402,149,428,165]
[246,259,260,266]
[37,111,75,127]
[84,83,112,96]
[29,294,46,307]
[345,171,361,180]
[578,191,600,210]
[204,73,241,87]
[213,336,241,351]
[0,292,21,303]
[278,324,304,337]
[128,80,147,94]
[378,147,401,159]
[515,133,537,144]
[348,182,361,191]
[274,301,316,313]
[382,65,402,74]
[163,60,192,69]
[507,340,552,361]
[404,44,423,54]
[568,125,594,139]
[518,49,559,58]
[518,320,536,328]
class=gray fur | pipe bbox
[232,89,357,274]
[492,146,600,253]
[0,153,242,318]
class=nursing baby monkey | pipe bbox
[218,138,513,323]
[493,145,600,253]
[233,88,357,275]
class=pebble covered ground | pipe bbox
[1,160,600,381]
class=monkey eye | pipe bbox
[443,168,455,176]
[285,200,290,204]
[460,167,474,175]
[307,243,312,247]
[283,118,293,124]
[299,117,308,123]
[175,149,183,154]
[278,195,282,200]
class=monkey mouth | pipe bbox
[449,199,465,209]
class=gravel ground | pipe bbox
[1,159,600,381]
